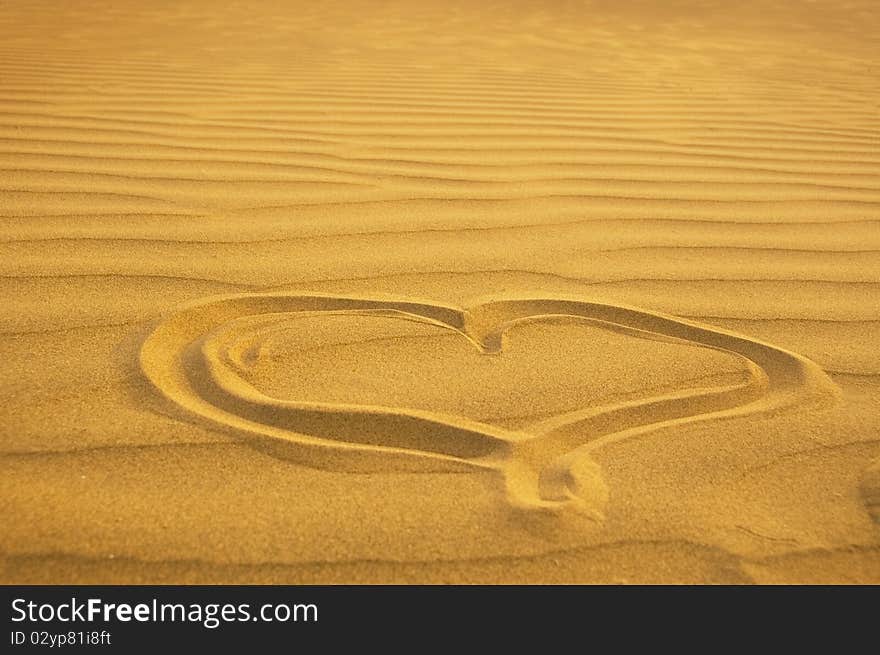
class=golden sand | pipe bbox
[1,0,878,584]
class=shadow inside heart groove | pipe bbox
[140,292,839,520]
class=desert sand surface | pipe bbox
[1,0,879,584]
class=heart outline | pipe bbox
[140,292,839,518]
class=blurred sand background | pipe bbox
[1,0,878,583]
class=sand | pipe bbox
[1,0,878,584]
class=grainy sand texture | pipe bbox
[1,0,879,584]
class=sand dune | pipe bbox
[1,0,878,583]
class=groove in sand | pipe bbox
[140,292,839,518]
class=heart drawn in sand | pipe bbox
[140,292,838,520]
